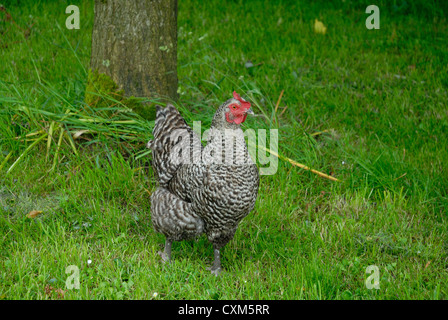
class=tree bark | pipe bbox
[90,0,178,101]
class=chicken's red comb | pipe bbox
[233,91,251,109]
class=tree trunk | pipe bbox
[90,0,178,101]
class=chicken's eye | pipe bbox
[231,105,237,110]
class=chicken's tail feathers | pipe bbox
[147,105,166,150]
[150,103,202,185]
[152,104,189,139]
[154,105,166,130]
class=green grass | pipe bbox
[1,0,448,299]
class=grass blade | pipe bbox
[255,143,340,182]
[6,133,48,175]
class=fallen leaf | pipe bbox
[26,210,42,218]
[72,129,91,139]
[314,19,327,34]
[55,288,65,299]
[44,285,65,299]
[44,285,51,296]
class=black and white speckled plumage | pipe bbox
[151,187,204,241]
[148,97,259,274]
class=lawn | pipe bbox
[1,0,447,299]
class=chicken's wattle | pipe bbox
[226,111,247,124]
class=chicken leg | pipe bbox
[207,246,222,276]
[158,239,172,263]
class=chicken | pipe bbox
[147,92,259,275]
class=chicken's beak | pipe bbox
[245,108,255,115]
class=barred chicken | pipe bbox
[147,92,259,275]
